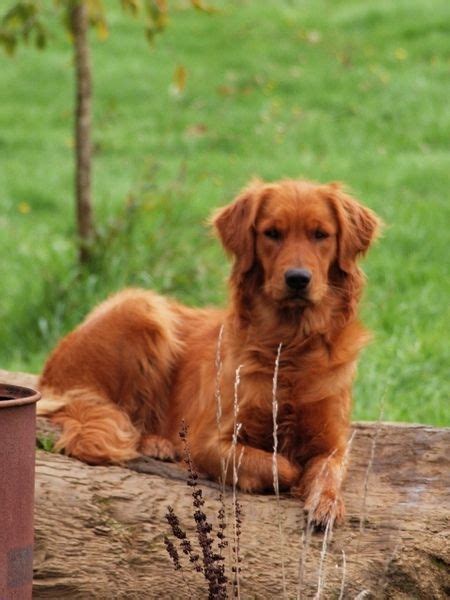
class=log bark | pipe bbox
[1,370,449,599]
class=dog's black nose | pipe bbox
[285,268,312,290]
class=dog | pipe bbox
[38,178,380,526]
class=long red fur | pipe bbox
[38,179,380,525]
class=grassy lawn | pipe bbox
[1,0,448,425]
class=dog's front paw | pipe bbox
[302,488,345,528]
[238,456,301,493]
[277,455,302,490]
[139,434,178,462]
[238,472,266,493]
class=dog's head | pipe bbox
[213,179,380,312]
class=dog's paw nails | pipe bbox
[139,435,177,462]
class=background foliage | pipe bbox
[1,0,449,425]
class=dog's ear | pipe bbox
[326,183,381,274]
[212,180,264,274]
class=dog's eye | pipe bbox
[264,228,282,241]
[314,229,329,240]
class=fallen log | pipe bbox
[1,369,449,599]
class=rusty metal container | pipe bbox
[0,384,40,600]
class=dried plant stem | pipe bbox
[214,325,224,427]
[163,535,193,599]
[297,489,319,597]
[297,502,317,598]
[231,364,243,599]
[216,491,228,559]
[338,550,346,600]
[215,325,226,488]
[340,430,356,479]
[232,448,244,599]
[223,364,243,482]
[178,422,228,599]
[377,539,401,597]
[272,343,287,599]
[297,448,337,599]
[214,324,234,596]
[314,432,355,599]
[296,530,306,600]
[314,517,333,599]
[271,343,283,497]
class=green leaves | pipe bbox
[86,0,109,40]
[0,1,48,54]
[36,433,57,453]
[143,0,168,45]
[120,0,140,16]
[0,0,184,54]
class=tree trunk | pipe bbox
[1,370,449,599]
[71,1,94,265]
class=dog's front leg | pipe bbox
[294,453,347,527]
[291,394,351,527]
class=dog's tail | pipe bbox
[37,390,71,415]
[40,389,141,465]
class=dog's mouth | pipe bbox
[281,291,311,307]
[265,282,313,307]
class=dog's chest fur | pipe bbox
[228,324,358,461]
[228,338,320,442]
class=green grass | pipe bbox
[1,0,449,425]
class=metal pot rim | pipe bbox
[0,383,41,409]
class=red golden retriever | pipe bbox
[38,179,380,526]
